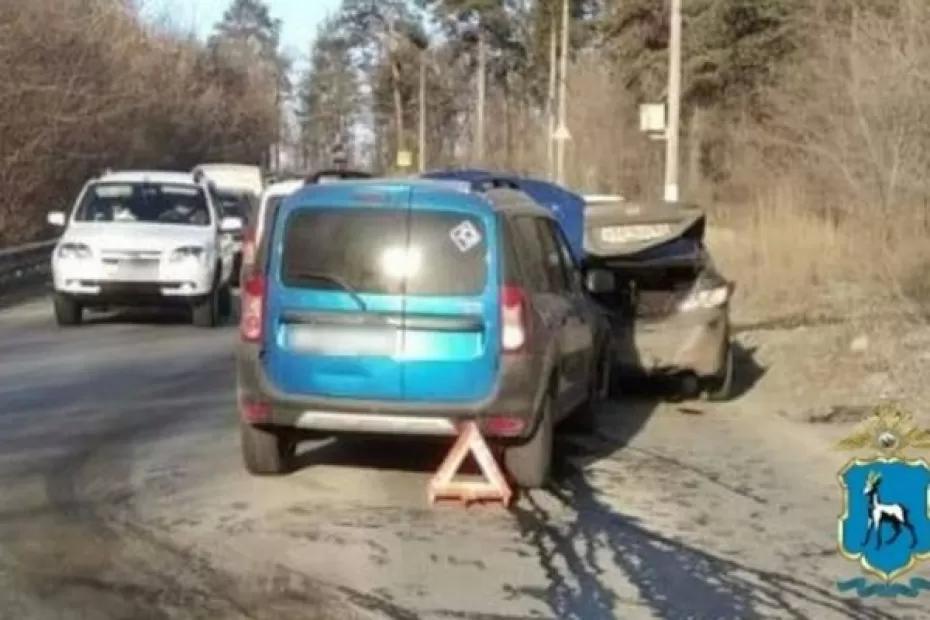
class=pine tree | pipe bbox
[297,18,362,169]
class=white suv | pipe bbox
[47,170,242,327]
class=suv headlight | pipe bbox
[678,283,731,312]
[57,243,92,260]
[169,246,206,262]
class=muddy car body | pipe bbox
[583,199,734,399]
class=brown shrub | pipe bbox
[0,0,277,246]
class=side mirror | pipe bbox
[47,211,66,227]
[585,269,615,294]
[219,216,243,233]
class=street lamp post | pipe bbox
[546,12,557,180]
[476,29,486,165]
[555,0,570,185]
[664,0,682,202]
[419,52,427,173]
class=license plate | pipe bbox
[287,325,398,357]
[600,224,673,244]
[114,261,158,280]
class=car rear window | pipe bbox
[281,208,487,296]
[260,195,286,241]
[511,216,549,292]
[408,211,487,296]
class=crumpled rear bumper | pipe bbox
[610,306,729,378]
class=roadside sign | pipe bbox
[553,125,572,142]
[640,103,666,133]
[396,150,413,169]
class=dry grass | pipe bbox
[705,181,930,325]
[706,185,851,323]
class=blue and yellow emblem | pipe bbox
[836,403,930,597]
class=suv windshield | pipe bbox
[281,208,487,296]
[75,182,211,226]
[215,190,252,222]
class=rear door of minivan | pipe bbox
[400,186,500,402]
[263,185,411,400]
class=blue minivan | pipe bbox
[236,178,613,487]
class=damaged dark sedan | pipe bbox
[583,199,734,400]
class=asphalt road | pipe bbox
[0,298,923,619]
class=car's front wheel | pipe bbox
[505,393,553,488]
[192,285,221,327]
[54,293,83,327]
[703,343,734,401]
[240,421,296,475]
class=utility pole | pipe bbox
[555,0,570,185]
[475,29,486,165]
[418,53,427,173]
[546,13,557,180]
[664,0,682,202]
[272,64,281,174]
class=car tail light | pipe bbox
[240,274,266,342]
[501,284,528,353]
[240,396,271,423]
[483,416,526,437]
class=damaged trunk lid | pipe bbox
[584,199,705,262]
[584,200,713,320]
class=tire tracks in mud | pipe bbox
[0,356,373,619]
[9,392,252,617]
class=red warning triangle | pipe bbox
[428,422,513,506]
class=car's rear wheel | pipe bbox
[192,286,220,327]
[703,343,734,401]
[505,394,553,489]
[54,293,83,326]
[566,351,610,433]
[240,421,296,475]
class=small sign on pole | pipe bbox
[553,124,572,142]
[396,150,413,169]
[639,103,666,134]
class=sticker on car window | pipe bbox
[450,220,482,253]
[94,185,132,198]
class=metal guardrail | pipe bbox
[0,239,58,294]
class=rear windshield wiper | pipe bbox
[289,271,368,311]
